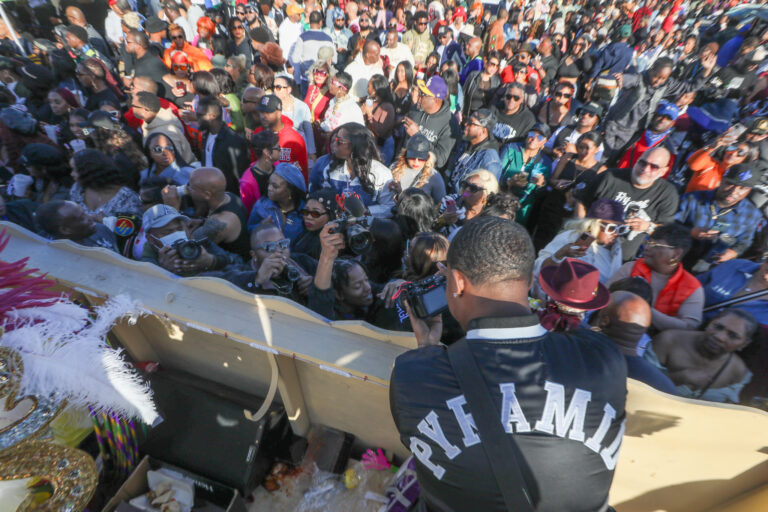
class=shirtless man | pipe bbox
[650,309,756,402]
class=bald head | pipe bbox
[66,6,87,26]
[467,37,482,58]
[132,76,158,94]
[190,167,226,194]
[597,291,651,354]
[631,146,671,188]
[363,40,381,64]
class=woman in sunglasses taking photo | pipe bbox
[685,134,758,194]
[436,169,498,239]
[533,198,626,300]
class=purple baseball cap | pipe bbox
[417,76,448,100]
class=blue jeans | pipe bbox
[378,136,395,166]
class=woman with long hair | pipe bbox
[390,60,414,118]
[88,114,148,189]
[394,188,437,241]
[304,61,334,123]
[274,74,316,159]
[534,80,576,131]
[388,133,446,204]
[194,16,216,58]
[309,122,395,218]
[69,149,142,217]
[363,74,397,165]
[211,67,245,134]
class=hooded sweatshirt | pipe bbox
[143,108,196,164]
[406,101,460,168]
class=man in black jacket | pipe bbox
[403,76,460,169]
[390,217,627,511]
[196,96,251,194]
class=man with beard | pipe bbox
[617,101,679,169]
[602,56,717,164]
[675,164,764,267]
[649,309,756,403]
[402,10,434,67]
[125,29,170,84]
[492,82,535,145]
[325,11,352,68]
[195,96,251,194]
[449,109,502,192]
[576,147,679,261]
[403,76,460,169]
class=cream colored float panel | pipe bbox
[2,222,768,509]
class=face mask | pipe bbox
[158,230,188,247]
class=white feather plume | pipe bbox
[0,294,158,424]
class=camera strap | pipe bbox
[446,340,536,512]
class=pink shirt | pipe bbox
[239,165,262,215]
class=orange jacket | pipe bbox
[631,259,701,317]
[685,148,726,193]
[163,43,213,72]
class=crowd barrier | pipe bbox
[2,221,767,511]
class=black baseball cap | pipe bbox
[579,102,604,119]
[531,122,551,138]
[723,163,762,188]
[257,94,282,113]
[406,133,430,160]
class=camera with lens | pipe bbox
[396,274,449,319]
[329,216,374,255]
[284,264,302,283]
[272,263,304,297]
[170,238,206,260]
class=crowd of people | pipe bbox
[1,0,768,507]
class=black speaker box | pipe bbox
[140,368,298,496]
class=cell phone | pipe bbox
[445,198,457,214]
[176,80,186,93]
[574,232,595,249]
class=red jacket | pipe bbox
[252,116,309,182]
[631,259,701,316]
[618,134,676,174]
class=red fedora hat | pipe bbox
[538,258,610,311]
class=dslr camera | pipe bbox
[396,274,449,319]
[170,238,206,260]
[329,217,374,255]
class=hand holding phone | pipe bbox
[573,232,596,249]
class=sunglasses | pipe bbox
[555,91,572,99]
[172,64,189,71]
[417,22,428,26]
[152,145,173,153]
[636,158,664,172]
[527,131,546,141]
[301,208,328,218]
[232,25,245,30]
[257,238,290,252]
[171,34,186,39]
[460,180,484,193]
[331,80,348,90]
[487,61,500,67]
[273,84,289,90]
[314,69,328,76]
[505,93,522,101]
[333,135,350,145]
[601,222,630,235]
[726,145,748,157]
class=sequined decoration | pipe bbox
[0,439,98,511]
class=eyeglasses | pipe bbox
[301,208,328,218]
[601,222,630,235]
[257,238,290,252]
[645,241,675,250]
[236,10,246,15]
[636,158,664,172]
[171,34,186,39]
[527,131,546,141]
[555,91,572,99]
[152,145,173,153]
[505,93,522,101]
[487,61,500,67]
[273,84,289,90]
[460,180,484,193]
[270,145,281,152]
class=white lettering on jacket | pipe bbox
[408,379,624,480]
